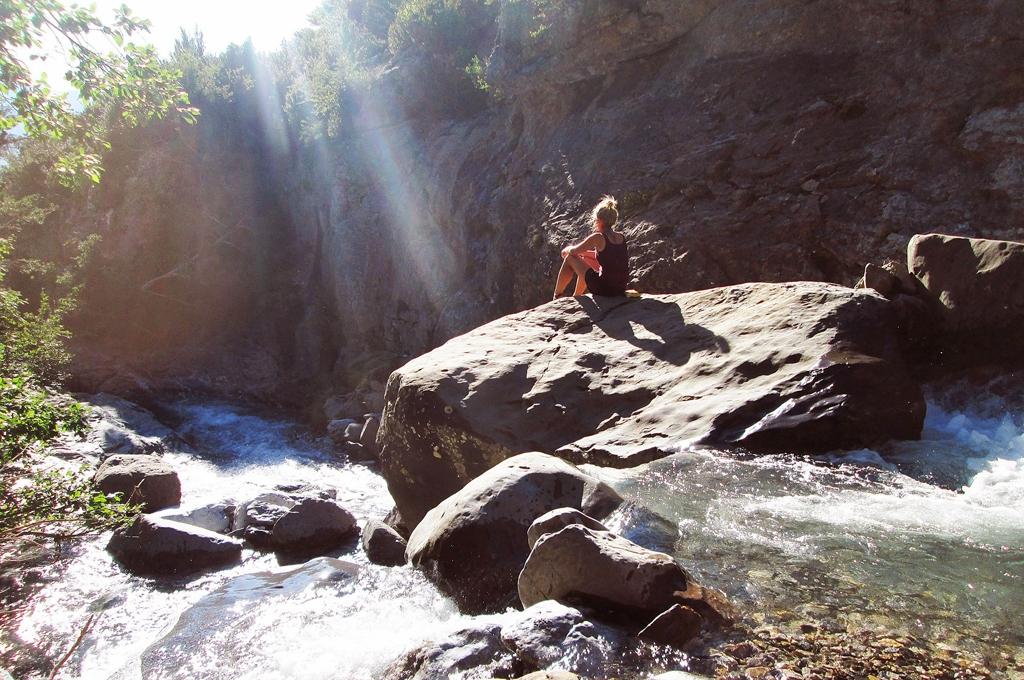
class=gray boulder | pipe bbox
[107,515,243,575]
[233,491,356,557]
[362,519,407,566]
[93,454,181,511]
[379,283,925,527]
[270,498,358,557]
[406,452,622,614]
[527,508,608,550]
[500,600,630,678]
[518,525,688,618]
[908,233,1024,364]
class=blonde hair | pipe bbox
[591,195,618,229]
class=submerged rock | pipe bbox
[79,393,193,458]
[379,283,924,526]
[518,525,688,620]
[93,454,181,511]
[142,558,360,672]
[406,452,621,614]
[107,515,243,576]
[154,502,234,535]
[383,624,520,680]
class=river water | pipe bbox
[16,382,1024,678]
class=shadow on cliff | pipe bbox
[574,295,730,365]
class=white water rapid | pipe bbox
[14,382,1024,678]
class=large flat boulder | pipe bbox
[379,282,924,526]
[908,233,1024,363]
[405,452,622,614]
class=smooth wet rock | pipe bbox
[362,519,407,566]
[518,525,688,619]
[142,558,359,671]
[155,502,234,534]
[406,452,622,614]
[93,454,181,511]
[383,624,519,680]
[327,418,358,444]
[107,515,242,575]
[379,283,925,526]
[526,508,608,550]
[270,498,358,557]
[79,393,192,457]
[500,600,630,677]
[908,233,1024,364]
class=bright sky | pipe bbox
[27,1,324,97]
[95,0,325,54]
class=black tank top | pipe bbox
[597,234,629,292]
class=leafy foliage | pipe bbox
[389,0,497,58]
[0,374,136,546]
[0,0,198,184]
[387,0,499,112]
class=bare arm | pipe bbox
[561,232,606,257]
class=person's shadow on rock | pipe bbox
[574,295,730,365]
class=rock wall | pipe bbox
[63,0,1024,403]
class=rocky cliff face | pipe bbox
[63,0,1024,403]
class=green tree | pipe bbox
[0,0,197,183]
[0,1,189,558]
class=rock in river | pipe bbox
[379,282,925,526]
[518,524,688,619]
[406,452,621,614]
[107,515,243,576]
[908,233,1024,363]
[362,518,407,566]
[93,454,181,511]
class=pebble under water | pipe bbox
[14,382,1024,678]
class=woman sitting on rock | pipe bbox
[552,195,629,299]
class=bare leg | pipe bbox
[562,253,592,297]
[573,272,588,296]
[553,256,574,299]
